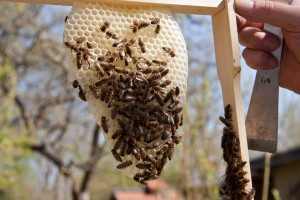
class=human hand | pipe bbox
[235,0,300,94]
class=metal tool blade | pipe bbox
[246,24,283,153]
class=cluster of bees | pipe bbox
[219,104,255,200]
[65,18,183,184]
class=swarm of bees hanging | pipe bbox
[64,11,186,185]
[219,104,255,200]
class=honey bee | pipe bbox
[95,77,110,86]
[155,24,161,34]
[168,100,179,110]
[123,95,137,102]
[167,146,174,160]
[111,149,122,162]
[79,46,92,55]
[118,81,127,90]
[172,135,182,144]
[100,87,108,101]
[105,31,118,39]
[82,53,90,68]
[219,116,232,128]
[139,57,152,66]
[154,93,164,106]
[118,47,125,60]
[146,155,157,164]
[145,142,160,150]
[64,16,68,22]
[134,171,150,183]
[107,51,118,63]
[179,115,183,126]
[118,90,129,102]
[89,85,100,99]
[164,89,174,103]
[112,38,127,47]
[138,38,146,53]
[174,86,180,96]
[72,79,80,88]
[156,144,169,155]
[130,20,139,33]
[78,87,87,101]
[173,107,183,115]
[94,64,105,77]
[97,55,105,62]
[108,98,116,108]
[161,69,169,78]
[150,17,160,25]
[125,45,132,58]
[100,20,110,32]
[136,162,151,169]
[174,114,180,128]
[141,68,152,75]
[116,160,132,169]
[161,129,170,140]
[113,136,124,151]
[76,36,85,44]
[100,62,115,70]
[86,42,92,49]
[132,57,142,70]
[112,129,122,139]
[65,41,79,52]
[148,73,161,82]
[149,133,162,143]
[120,142,128,157]
[101,116,109,133]
[162,47,175,57]
[104,89,113,104]
[152,59,167,66]
[138,21,150,29]
[131,147,141,161]
[149,80,160,87]
[224,104,232,119]
[160,80,171,88]
[124,54,132,66]
[115,67,130,74]
[126,38,136,46]
[140,148,147,160]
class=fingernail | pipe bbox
[269,58,278,68]
[235,0,253,12]
[264,37,280,51]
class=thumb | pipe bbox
[235,0,300,31]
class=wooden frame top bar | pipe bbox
[2,0,224,15]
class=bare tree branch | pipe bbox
[14,95,36,136]
[80,124,102,193]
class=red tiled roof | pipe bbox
[112,181,181,200]
[114,190,157,200]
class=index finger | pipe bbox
[236,13,264,31]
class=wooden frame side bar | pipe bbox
[1,0,224,15]
[212,0,253,197]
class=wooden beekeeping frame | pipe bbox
[2,0,253,196]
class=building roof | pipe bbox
[250,146,300,171]
[110,180,181,200]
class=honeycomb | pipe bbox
[64,0,188,183]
